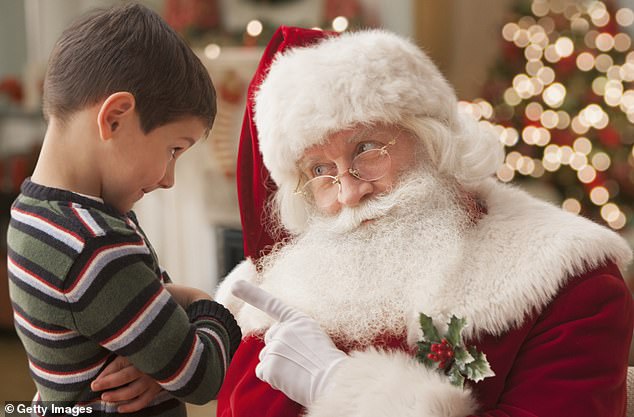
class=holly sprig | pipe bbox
[416,313,495,388]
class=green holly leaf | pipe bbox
[447,365,466,388]
[446,315,467,346]
[417,341,431,352]
[419,313,441,342]
[464,346,496,383]
[416,341,435,367]
[452,345,473,372]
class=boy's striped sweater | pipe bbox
[7,179,241,416]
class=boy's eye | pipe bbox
[170,148,183,159]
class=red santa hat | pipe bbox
[253,28,458,189]
[237,26,332,260]
[238,26,501,259]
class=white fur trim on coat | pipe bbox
[215,258,259,321]
[305,348,477,417]
[254,29,458,187]
[407,179,633,343]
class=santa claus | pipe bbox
[215,26,633,417]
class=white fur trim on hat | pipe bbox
[254,29,459,187]
[304,348,477,417]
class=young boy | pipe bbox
[7,3,241,415]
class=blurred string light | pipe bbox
[246,19,263,37]
[204,43,221,59]
[332,16,349,32]
[474,0,634,230]
[562,198,582,214]
[616,8,634,26]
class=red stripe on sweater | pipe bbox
[65,240,146,293]
[159,334,198,384]
[100,286,164,345]
[14,310,74,335]
[29,355,108,376]
[12,207,85,244]
[8,256,60,292]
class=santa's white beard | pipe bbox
[246,170,471,349]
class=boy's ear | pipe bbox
[97,92,136,141]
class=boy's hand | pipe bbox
[164,283,212,307]
[91,356,163,413]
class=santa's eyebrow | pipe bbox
[297,128,383,170]
[345,129,371,144]
[297,155,327,173]
[345,127,396,145]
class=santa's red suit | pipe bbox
[214,26,634,417]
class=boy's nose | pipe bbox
[159,164,175,189]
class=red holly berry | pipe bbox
[428,339,455,370]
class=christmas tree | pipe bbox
[473,0,634,276]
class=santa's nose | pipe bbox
[337,174,374,208]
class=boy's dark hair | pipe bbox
[43,2,215,134]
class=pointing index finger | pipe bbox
[231,280,296,322]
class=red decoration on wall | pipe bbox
[164,0,220,33]
[0,77,23,104]
[324,0,362,20]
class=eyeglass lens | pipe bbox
[303,148,391,207]
[352,148,390,181]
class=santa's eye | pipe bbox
[355,142,380,155]
[311,163,335,177]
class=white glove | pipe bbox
[231,280,347,407]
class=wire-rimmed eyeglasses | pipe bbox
[295,137,397,208]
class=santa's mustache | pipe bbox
[307,170,456,234]
[309,192,397,234]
